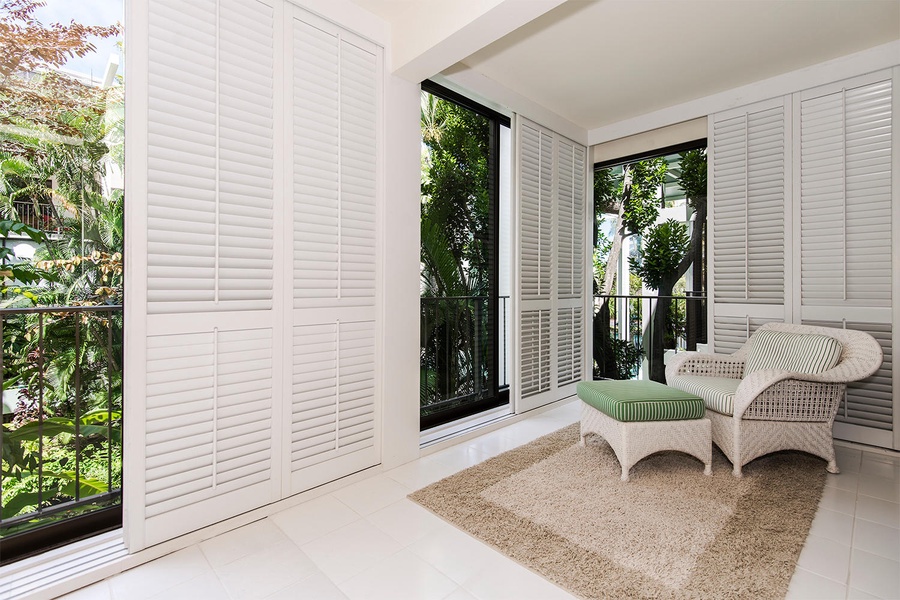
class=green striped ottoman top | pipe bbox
[576,380,705,422]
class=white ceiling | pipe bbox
[352,0,900,132]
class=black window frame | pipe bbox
[419,80,511,431]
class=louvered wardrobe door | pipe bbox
[133,0,281,550]
[709,97,789,352]
[287,7,381,494]
[797,70,896,448]
[799,74,892,309]
[147,0,275,315]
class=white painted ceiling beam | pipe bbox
[390,0,567,83]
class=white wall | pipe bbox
[381,73,422,469]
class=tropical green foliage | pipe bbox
[420,92,492,413]
[593,150,707,382]
[629,219,690,290]
[0,2,123,530]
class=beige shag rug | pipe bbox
[409,423,827,600]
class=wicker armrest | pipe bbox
[665,352,745,382]
[733,369,844,421]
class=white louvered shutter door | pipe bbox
[556,139,586,391]
[287,7,381,493]
[797,71,895,448]
[136,0,281,549]
[711,315,784,355]
[517,119,554,411]
[709,97,789,353]
[516,119,587,412]
[517,119,553,410]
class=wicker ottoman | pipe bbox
[577,380,712,481]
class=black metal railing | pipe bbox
[420,295,510,424]
[593,293,706,382]
[0,305,123,564]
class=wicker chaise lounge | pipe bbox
[666,322,883,476]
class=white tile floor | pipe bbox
[59,401,900,600]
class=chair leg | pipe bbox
[732,463,742,477]
[826,460,840,474]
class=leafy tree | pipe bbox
[593,157,666,379]
[420,92,492,410]
[0,1,122,524]
[1,0,120,147]
[627,149,707,382]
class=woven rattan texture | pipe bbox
[667,322,882,476]
[580,402,712,481]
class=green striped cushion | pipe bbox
[745,330,843,376]
[576,380,704,422]
[667,375,740,416]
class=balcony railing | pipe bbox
[420,295,510,426]
[0,304,123,564]
[11,200,61,234]
[593,293,707,381]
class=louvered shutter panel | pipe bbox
[557,141,585,299]
[287,7,380,494]
[711,100,785,305]
[709,98,789,354]
[711,315,783,355]
[519,122,553,301]
[290,321,376,475]
[147,0,274,314]
[803,321,894,448]
[292,19,339,303]
[520,310,550,397]
[517,119,553,408]
[797,71,894,447]
[143,327,275,540]
[516,119,587,411]
[555,138,586,396]
[557,307,583,386]
[136,0,280,549]
[799,77,892,307]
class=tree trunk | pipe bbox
[646,198,707,383]
[594,165,633,379]
[648,293,670,383]
[601,165,632,297]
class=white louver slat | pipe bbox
[520,310,550,397]
[290,321,376,487]
[519,123,552,301]
[803,321,893,435]
[800,78,893,307]
[292,19,339,303]
[712,315,783,355]
[147,0,274,314]
[556,141,585,299]
[293,18,378,309]
[557,307,583,386]
[711,102,785,304]
[144,328,273,529]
